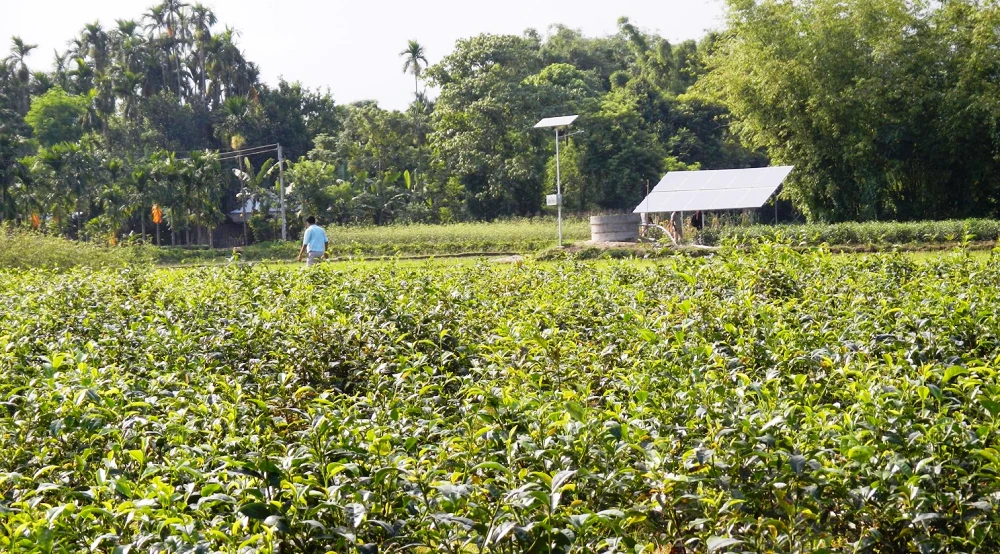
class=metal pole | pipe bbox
[277,143,287,241]
[555,128,562,246]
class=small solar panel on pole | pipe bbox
[535,115,578,246]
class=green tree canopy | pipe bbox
[24,87,88,147]
[700,0,1000,222]
[427,34,549,218]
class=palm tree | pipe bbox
[189,4,216,100]
[0,126,30,222]
[6,37,36,85]
[399,40,427,100]
[96,157,132,242]
[352,171,409,225]
[65,38,84,62]
[159,0,190,98]
[216,94,250,152]
[38,142,98,233]
[138,45,167,98]
[30,71,54,96]
[79,22,110,74]
[113,19,142,72]
[52,50,71,90]
[111,67,143,119]
[78,23,115,136]
[143,5,171,95]
[186,150,224,245]
[125,158,151,241]
[206,27,247,106]
[6,37,36,114]
[110,19,145,120]
[115,19,140,39]
[148,150,183,245]
[400,40,428,151]
[233,157,277,243]
[67,57,95,96]
[0,60,10,96]
[77,22,114,136]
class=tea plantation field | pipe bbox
[3,246,1000,552]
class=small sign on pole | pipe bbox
[546,194,562,207]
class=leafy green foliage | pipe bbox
[0,225,148,269]
[333,102,423,179]
[286,158,341,220]
[9,0,1000,238]
[426,34,549,218]
[149,218,592,264]
[5,246,1000,551]
[701,0,1000,221]
[0,85,31,221]
[701,219,1000,247]
[23,87,88,147]
[1,3,758,234]
[424,27,754,218]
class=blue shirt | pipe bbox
[302,224,328,253]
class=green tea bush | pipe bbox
[149,241,300,265]
[323,218,590,255]
[701,218,1000,246]
[335,217,587,240]
[5,247,1000,551]
[0,226,149,270]
[149,218,591,264]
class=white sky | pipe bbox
[4,0,725,111]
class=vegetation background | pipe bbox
[2,0,997,246]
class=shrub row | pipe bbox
[700,218,1000,246]
[5,248,1000,550]
[150,218,591,265]
[0,227,149,270]
[0,219,592,268]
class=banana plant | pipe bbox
[232,157,277,241]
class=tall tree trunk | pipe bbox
[168,11,183,100]
[176,50,183,99]
[140,213,146,243]
[199,47,206,99]
[414,73,421,146]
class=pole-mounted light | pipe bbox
[534,115,578,247]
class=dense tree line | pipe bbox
[0,1,341,242]
[701,0,1000,222]
[1,0,997,242]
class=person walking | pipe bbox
[297,216,328,266]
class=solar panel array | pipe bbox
[633,166,793,214]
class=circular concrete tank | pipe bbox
[590,214,641,242]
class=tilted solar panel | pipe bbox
[634,166,793,213]
[534,115,579,128]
